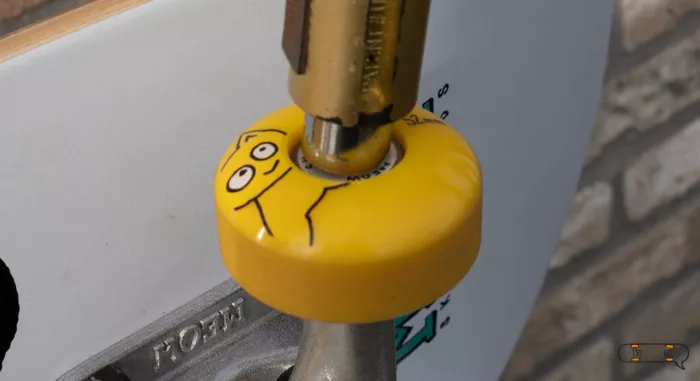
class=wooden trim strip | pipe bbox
[0,0,151,64]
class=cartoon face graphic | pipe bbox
[218,128,351,246]
[219,129,292,207]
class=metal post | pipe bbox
[289,320,397,381]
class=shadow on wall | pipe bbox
[0,257,19,373]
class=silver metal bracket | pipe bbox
[60,280,302,381]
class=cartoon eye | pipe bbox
[251,142,278,161]
[227,165,256,192]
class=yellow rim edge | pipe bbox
[215,105,483,322]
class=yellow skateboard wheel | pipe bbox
[214,105,482,323]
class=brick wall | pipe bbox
[0,0,47,21]
[501,1,700,380]
[0,0,92,36]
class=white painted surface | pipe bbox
[0,0,612,380]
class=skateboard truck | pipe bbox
[214,1,483,380]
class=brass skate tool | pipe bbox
[283,0,431,176]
